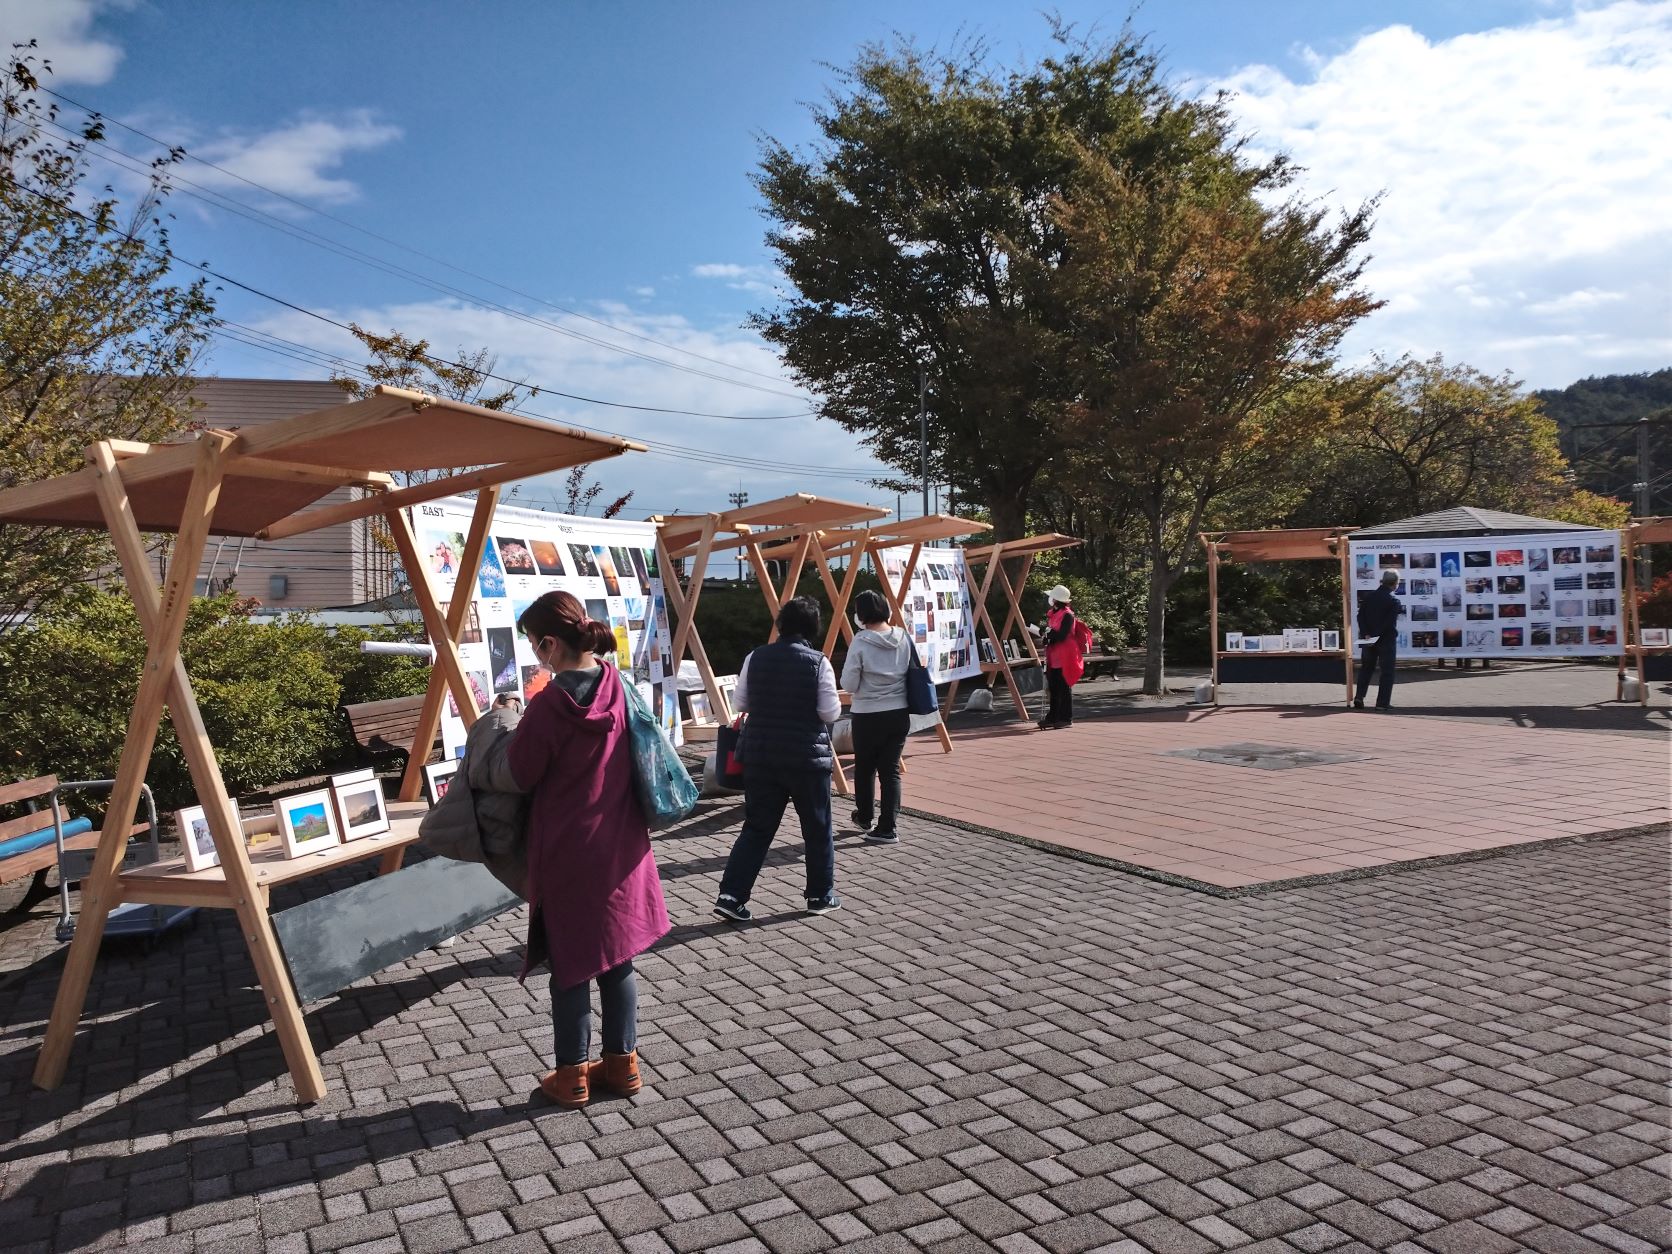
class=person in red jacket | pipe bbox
[1039,585,1086,730]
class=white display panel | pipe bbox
[411,498,680,757]
[875,543,983,684]
[1348,530,1622,658]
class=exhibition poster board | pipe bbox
[876,543,983,684]
[413,498,681,756]
[1348,530,1623,658]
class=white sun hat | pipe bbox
[1046,584,1072,604]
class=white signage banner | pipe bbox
[876,543,983,684]
[1348,530,1622,659]
[410,498,680,757]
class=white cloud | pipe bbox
[231,298,898,520]
[190,112,402,205]
[1212,0,1672,386]
[0,0,125,84]
[691,261,781,296]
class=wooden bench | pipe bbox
[1081,652,1122,681]
[343,695,441,769]
[1,775,148,908]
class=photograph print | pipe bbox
[529,539,567,577]
[1588,624,1618,646]
[1410,631,1440,648]
[1528,548,1549,572]
[422,527,468,580]
[1465,576,1495,595]
[1377,552,1405,570]
[1496,575,1525,594]
[1554,625,1584,645]
[1497,603,1526,619]
[1410,604,1438,621]
[630,547,652,587]
[175,804,220,873]
[1441,587,1462,610]
[423,761,459,805]
[1529,623,1552,646]
[1588,598,1617,617]
[1355,554,1376,581]
[1466,603,1495,621]
[1554,598,1585,618]
[1551,546,1581,565]
[487,626,520,694]
[610,546,639,590]
[1439,552,1461,578]
[1464,550,1492,568]
[1586,570,1616,590]
[495,535,538,576]
[1529,586,1551,612]
[275,789,340,859]
[330,769,390,841]
[1407,578,1436,596]
[476,538,507,598]
[1407,552,1436,570]
[1553,573,1583,591]
[1465,629,1496,648]
[1585,543,1616,564]
[592,545,622,595]
[1495,549,1524,568]
[1500,627,1523,647]
[567,543,601,578]
[1442,628,1463,648]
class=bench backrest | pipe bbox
[343,696,438,761]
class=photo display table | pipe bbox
[0,385,644,1103]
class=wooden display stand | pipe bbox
[0,386,643,1103]
[953,534,1083,720]
[652,494,891,781]
[1618,516,1672,704]
[1198,528,1357,704]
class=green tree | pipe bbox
[1291,356,1631,531]
[1048,135,1381,693]
[752,27,1189,539]
[0,46,216,627]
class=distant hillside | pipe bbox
[1536,369,1672,514]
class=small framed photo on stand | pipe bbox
[423,760,459,805]
[175,804,220,873]
[274,790,340,859]
[1224,631,1243,652]
[687,693,712,725]
[1641,627,1669,647]
[1320,630,1341,651]
[329,769,390,842]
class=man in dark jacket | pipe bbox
[1354,569,1406,710]
[714,597,844,921]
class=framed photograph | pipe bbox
[1224,631,1243,652]
[329,769,390,842]
[273,790,340,859]
[1320,630,1341,651]
[423,760,459,806]
[175,804,220,873]
[1640,627,1669,647]
[687,693,712,724]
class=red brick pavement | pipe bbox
[903,706,1671,889]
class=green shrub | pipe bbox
[1165,564,1343,664]
[0,592,429,812]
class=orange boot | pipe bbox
[588,1050,642,1097]
[539,1063,590,1108]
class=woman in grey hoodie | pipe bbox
[839,589,915,844]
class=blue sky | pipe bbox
[10,1,1671,518]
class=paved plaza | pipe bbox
[2,751,1669,1253]
[906,705,1670,890]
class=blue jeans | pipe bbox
[719,765,834,904]
[550,960,636,1066]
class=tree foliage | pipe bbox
[753,28,1189,538]
[1290,356,1630,530]
[0,46,215,627]
[0,592,429,811]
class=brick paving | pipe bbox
[905,706,1671,890]
[1,796,1668,1253]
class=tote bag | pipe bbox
[715,718,746,788]
[621,679,699,829]
[905,644,939,716]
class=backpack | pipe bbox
[1071,618,1094,654]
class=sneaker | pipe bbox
[805,893,842,914]
[713,896,751,922]
[865,829,899,845]
[849,808,873,831]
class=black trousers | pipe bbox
[850,708,910,834]
[1045,667,1073,725]
[1355,641,1397,707]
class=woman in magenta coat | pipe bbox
[508,590,670,1108]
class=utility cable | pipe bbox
[42,89,804,394]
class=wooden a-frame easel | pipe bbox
[950,534,1082,719]
[0,387,642,1102]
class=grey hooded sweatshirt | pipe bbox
[840,625,914,714]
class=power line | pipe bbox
[41,89,807,396]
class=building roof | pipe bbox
[1352,507,1603,539]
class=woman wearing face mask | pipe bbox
[509,590,669,1108]
[839,589,914,844]
[1039,584,1085,730]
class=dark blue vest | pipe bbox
[743,637,833,772]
